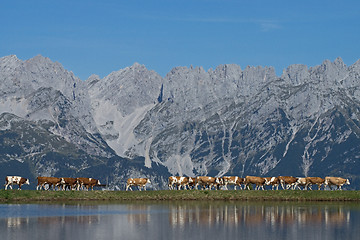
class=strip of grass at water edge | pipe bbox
[1,190,360,202]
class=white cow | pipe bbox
[4,176,30,190]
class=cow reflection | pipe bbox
[325,208,350,226]
[168,204,350,228]
[6,217,29,228]
[169,204,243,227]
[127,204,151,225]
[37,215,99,225]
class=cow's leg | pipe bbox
[4,183,8,190]
[18,184,22,190]
[9,184,13,190]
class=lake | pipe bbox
[1,201,360,240]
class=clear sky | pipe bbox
[1,0,360,80]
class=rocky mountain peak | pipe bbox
[1,55,360,190]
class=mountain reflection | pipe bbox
[167,203,350,228]
[2,202,352,232]
[6,215,100,228]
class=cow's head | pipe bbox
[146,178,151,184]
[25,179,30,185]
[264,178,271,185]
[346,179,350,185]
[97,180,101,185]
[60,178,66,184]
[215,177,224,185]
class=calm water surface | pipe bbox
[1,201,359,240]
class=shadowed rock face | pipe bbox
[0,55,359,189]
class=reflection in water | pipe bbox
[0,202,358,240]
[127,204,151,225]
[167,203,351,229]
[6,217,29,228]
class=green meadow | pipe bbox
[1,189,360,202]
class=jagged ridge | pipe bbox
[0,55,359,189]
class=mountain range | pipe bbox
[0,55,359,190]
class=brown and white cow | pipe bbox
[264,177,280,190]
[77,177,100,191]
[295,177,311,190]
[324,177,350,190]
[168,176,177,190]
[62,177,79,190]
[126,178,151,191]
[4,176,30,190]
[188,177,197,189]
[305,177,325,190]
[222,176,244,190]
[245,176,266,190]
[36,177,65,190]
[168,176,193,190]
[213,177,224,190]
[278,176,298,190]
[196,176,221,190]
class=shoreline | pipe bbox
[1,189,360,203]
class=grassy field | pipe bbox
[1,189,360,202]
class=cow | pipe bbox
[36,177,65,190]
[222,176,244,190]
[324,177,350,190]
[4,176,30,190]
[188,177,198,190]
[245,176,266,190]
[196,176,222,190]
[278,176,298,190]
[168,176,193,190]
[295,177,311,190]
[61,177,79,190]
[126,178,151,191]
[168,176,177,190]
[305,177,325,190]
[214,177,224,190]
[264,177,280,190]
[77,177,100,191]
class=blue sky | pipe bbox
[1,0,360,80]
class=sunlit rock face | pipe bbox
[0,55,359,189]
